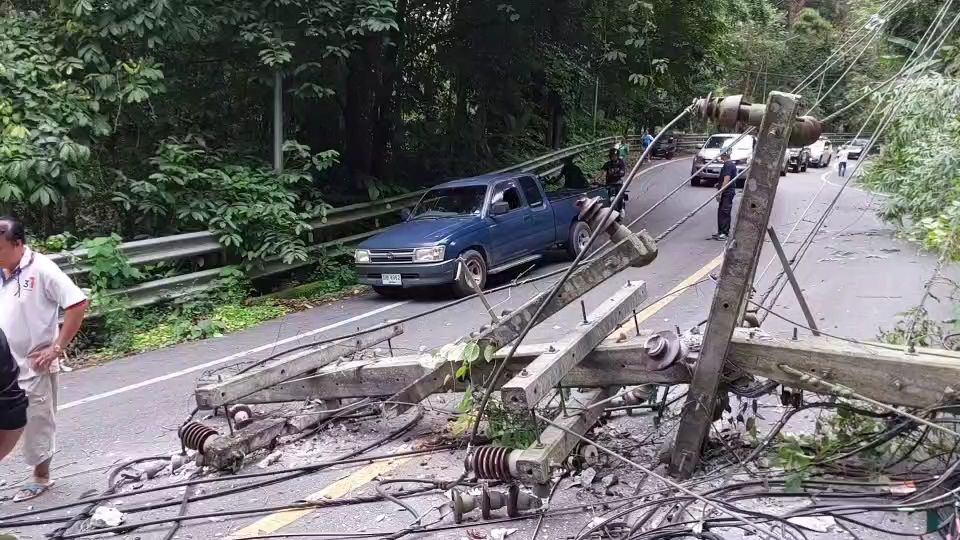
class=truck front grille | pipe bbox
[369,249,416,263]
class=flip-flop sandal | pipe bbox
[13,481,54,502]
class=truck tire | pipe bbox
[691,176,701,187]
[452,250,487,298]
[567,221,592,259]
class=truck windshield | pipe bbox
[412,186,487,219]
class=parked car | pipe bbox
[786,146,811,173]
[845,138,870,160]
[354,173,609,297]
[690,134,756,187]
[649,134,677,159]
[807,137,834,167]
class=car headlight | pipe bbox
[413,246,445,262]
[695,156,706,164]
[354,249,371,264]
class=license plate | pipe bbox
[381,274,402,286]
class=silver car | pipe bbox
[806,137,834,167]
[690,134,756,187]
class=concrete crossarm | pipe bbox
[499,282,647,412]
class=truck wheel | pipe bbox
[452,250,487,298]
[691,176,701,187]
[567,221,592,259]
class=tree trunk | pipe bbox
[371,0,409,185]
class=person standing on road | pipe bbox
[713,151,738,241]
[837,146,849,177]
[0,216,88,502]
[0,328,27,461]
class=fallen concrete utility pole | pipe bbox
[244,329,960,411]
[195,323,403,408]
[670,91,799,479]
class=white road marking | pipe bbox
[58,301,409,411]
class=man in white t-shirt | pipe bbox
[837,147,849,177]
[0,217,88,502]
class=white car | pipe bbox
[690,134,756,187]
[807,137,835,168]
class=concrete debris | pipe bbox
[375,514,386,522]
[140,461,168,480]
[89,506,125,529]
[489,528,518,540]
[580,467,597,485]
[170,453,187,473]
[786,515,836,533]
[257,450,282,468]
[601,474,619,489]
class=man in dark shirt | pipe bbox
[714,151,738,240]
[601,149,627,212]
[0,328,27,460]
[557,157,589,189]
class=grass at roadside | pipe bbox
[74,257,365,367]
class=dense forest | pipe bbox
[0,0,957,254]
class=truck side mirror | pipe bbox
[400,207,412,221]
[490,201,510,216]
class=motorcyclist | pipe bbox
[600,148,627,213]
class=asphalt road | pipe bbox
[0,158,949,540]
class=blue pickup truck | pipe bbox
[354,172,609,297]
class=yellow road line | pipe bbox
[634,253,724,323]
[227,451,411,539]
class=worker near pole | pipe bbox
[713,150,737,241]
[600,148,627,213]
[0,328,27,461]
[0,216,88,502]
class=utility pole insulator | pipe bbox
[692,94,822,147]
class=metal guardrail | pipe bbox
[63,135,636,309]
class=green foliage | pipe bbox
[98,266,288,356]
[81,234,143,291]
[0,10,165,209]
[114,137,337,265]
[878,307,944,348]
[775,405,889,491]
[33,232,80,253]
[860,78,960,257]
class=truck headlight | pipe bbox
[354,249,371,264]
[413,246,445,262]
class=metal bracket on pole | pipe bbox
[669,91,799,479]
